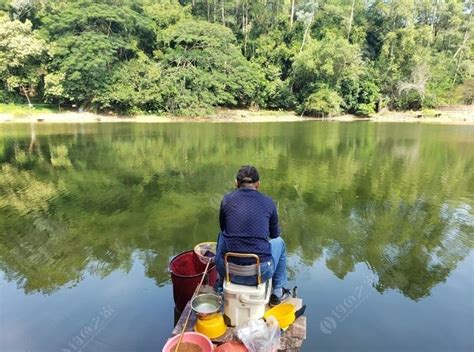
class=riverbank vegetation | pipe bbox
[0,0,472,116]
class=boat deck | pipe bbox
[171,285,306,351]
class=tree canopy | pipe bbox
[0,0,472,115]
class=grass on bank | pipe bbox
[0,103,59,117]
[1,103,471,122]
[0,103,297,119]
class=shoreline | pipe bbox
[0,108,473,125]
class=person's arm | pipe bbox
[219,198,226,232]
[269,201,280,238]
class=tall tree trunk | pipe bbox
[21,85,32,106]
[242,1,248,56]
[213,0,216,22]
[300,13,314,53]
[347,0,355,40]
[453,31,470,60]
[246,3,249,55]
[290,0,295,28]
[242,1,245,33]
[452,31,470,86]
[431,1,438,39]
[207,0,210,21]
[242,1,245,54]
[221,0,225,26]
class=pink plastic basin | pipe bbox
[162,332,213,352]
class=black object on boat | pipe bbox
[295,305,306,320]
[203,250,215,258]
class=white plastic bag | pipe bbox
[236,317,281,352]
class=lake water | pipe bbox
[0,122,473,352]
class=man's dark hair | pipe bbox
[236,165,260,188]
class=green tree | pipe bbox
[41,0,155,109]
[0,0,8,15]
[0,16,46,104]
[372,0,472,109]
[143,0,190,29]
[156,19,264,114]
[293,33,364,96]
[95,53,163,114]
[1,0,472,113]
[293,32,378,114]
[248,15,298,108]
[302,85,343,116]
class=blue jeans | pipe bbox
[214,232,287,295]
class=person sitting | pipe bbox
[214,165,289,306]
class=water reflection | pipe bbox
[0,122,472,304]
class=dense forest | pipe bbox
[0,0,472,116]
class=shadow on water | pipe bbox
[0,122,473,350]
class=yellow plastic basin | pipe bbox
[264,303,296,329]
[194,313,227,339]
